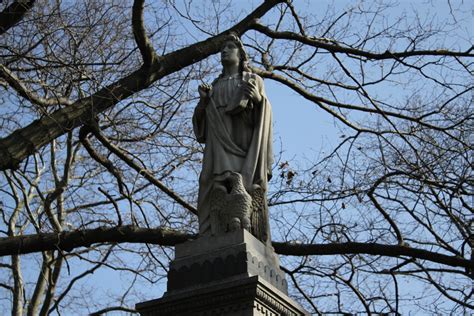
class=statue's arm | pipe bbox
[255,75,267,102]
[255,74,273,180]
[247,74,266,107]
[193,99,207,143]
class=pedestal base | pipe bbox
[168,229,288,294]
[136,276,307,316]
[136,230,308,315]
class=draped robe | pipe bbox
[193,72,273,236]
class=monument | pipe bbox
[136,34,308,315]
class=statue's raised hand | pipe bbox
[243,79,262,104]
[198,83,212,101]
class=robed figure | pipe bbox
[193,34,273,243]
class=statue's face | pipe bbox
[221,40,240,66]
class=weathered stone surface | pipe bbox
[136,230,309,315]
[209,172,253,235]
[193,34,273,243]
[168,229,287,294]
[136,35,307,315]
[136,276,309,316]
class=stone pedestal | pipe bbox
[136,230,308,315]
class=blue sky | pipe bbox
[1,0,472,314]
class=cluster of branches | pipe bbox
[0,0,472,314]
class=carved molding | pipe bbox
[168,249,287,293]
[136,276,308,316]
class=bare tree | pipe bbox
[0,0,472,314]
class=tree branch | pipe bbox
[273,241,472,270]
[0,0,285,171]
[0,0,36,35]
[251,22,474,59]
[284,0,306,36]
[0,226,195,256]
[0,227,471,271]
[89,124,197,215]
[79,126,126,196]
[132,0,158,67]
[0,65,73,107]
[253,67,447,132]
[90,306,137,316]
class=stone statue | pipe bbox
[193,33,273,243]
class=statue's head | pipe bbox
[220,33,250,73]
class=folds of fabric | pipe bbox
[193,72,273,235]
